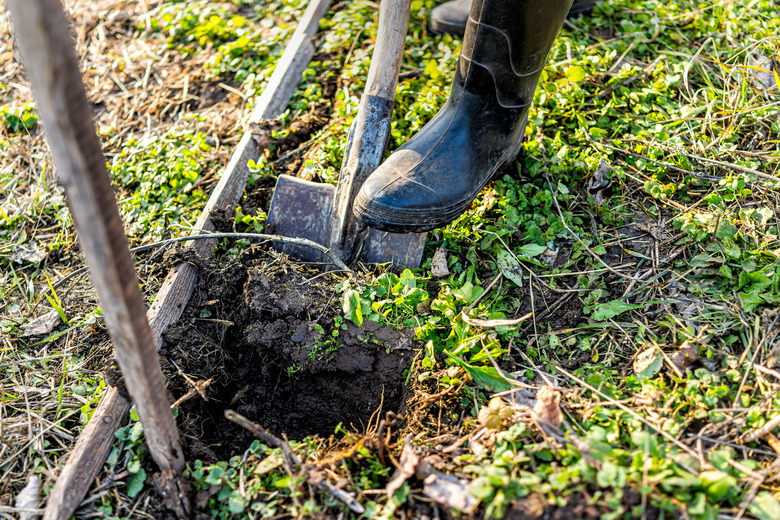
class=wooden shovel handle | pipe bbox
[364,0,413,101]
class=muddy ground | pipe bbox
[160,247,417,462]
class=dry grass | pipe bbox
[0,0,282,513]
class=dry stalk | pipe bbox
[616,137,780,183]
[557,366,706,473]
[543,174,636,281]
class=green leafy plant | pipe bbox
[113,407,149,498]
[0,103,38,134]
[109,127,216,241]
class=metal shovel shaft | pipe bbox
[329,94,393,251]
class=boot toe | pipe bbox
[430,0,471,37]
[354,86,527,234]
[355,161,447,233]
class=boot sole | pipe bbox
[355,195,474,233]
[356,161,509,233]
[429,17,466,37]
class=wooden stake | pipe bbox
[39,0,331,518]
[6,0,190,515]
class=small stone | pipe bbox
[430,247,450,278]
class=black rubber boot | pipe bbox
[431,0,598,37]
[354,0,572,233]
[429,0,471,37]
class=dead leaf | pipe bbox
[668,340,699,372]
[21,309,61,337]
[541,247,559,267]
[194,485,221,509]
[750,49,778,92]
[395,454,478,513]
[386,440,419,500]
[532,385,564,436]
[415,455,442,480]
[13,386,52,396]
[586,159,613,206]
[385,442,478,513]
[506,383,537,406]
[249,120,281,148]
[15,475,42,520]
[9,241,45,264]
[430,247,450,278]
[470,438,485,457]
[634,346,663,378]
[461,311,532,328]
[254,453,283,475]
[423,473,478,513]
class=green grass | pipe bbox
[252,0,780,518]
[109,124,216,242]
[147,0,307,101]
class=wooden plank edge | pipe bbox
[43,387,130,520]
[42,0,331,518]
[251,0,332,123]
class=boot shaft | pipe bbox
[459,0,573,107]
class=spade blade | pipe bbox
[268,174,427,268]
[267,174,334,263]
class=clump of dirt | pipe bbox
[160,247,416,462]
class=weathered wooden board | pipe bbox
[41,0,331,518]
[7,0,190,516]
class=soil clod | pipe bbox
[161,249,416,461]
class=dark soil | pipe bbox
[158,45,414,465]
[160,247,417,462]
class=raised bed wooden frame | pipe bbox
[39,1,331,518]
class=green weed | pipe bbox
[109,126,217,242]
[0,103,38,134]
